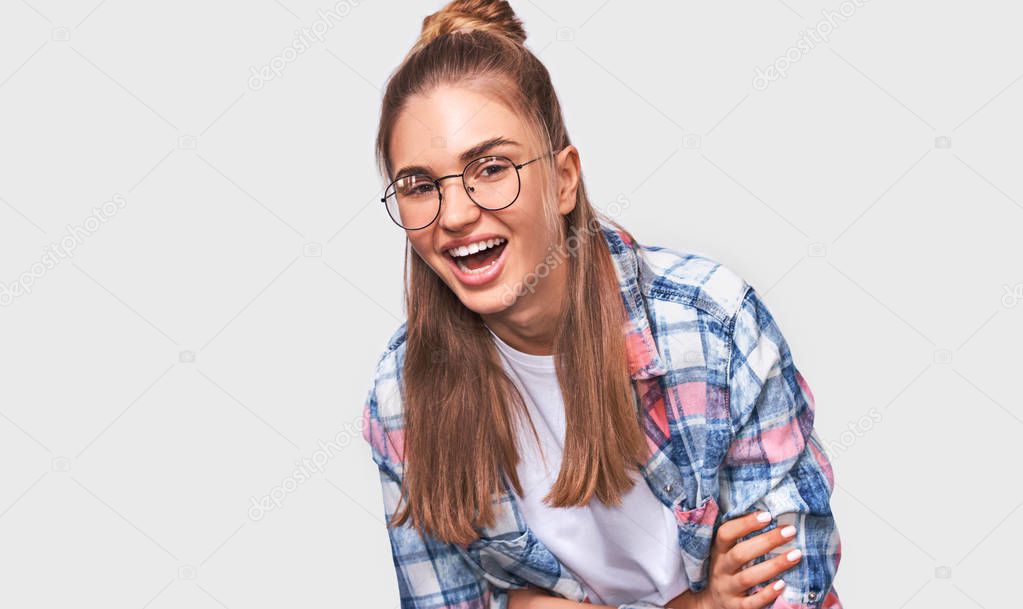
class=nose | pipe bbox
[437,177,481,232]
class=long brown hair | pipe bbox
[375,0,646,545]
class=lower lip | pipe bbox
[444,242,509,287]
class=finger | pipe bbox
[734,547,803,591]
[728,523,798,568]
[714,511,773,552]
[736,578,787,609]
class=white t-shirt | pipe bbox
[487,326,690,606]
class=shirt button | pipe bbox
[664,483,673,493]
[807,591,818,601]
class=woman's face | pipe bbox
[388,85,576,317]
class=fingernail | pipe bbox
[786,549,802,561]
[773,580,786,591]
[756,511,772,523]
[780,525,796,538]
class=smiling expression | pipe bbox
[388,85,575,317]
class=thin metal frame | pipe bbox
[380,149,557,230]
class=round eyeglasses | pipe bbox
[380,150,555,230]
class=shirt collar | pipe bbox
[598,219,668,380]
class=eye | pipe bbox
[395,176,436,197]
[409,182,436,194]
[471,157,513,182]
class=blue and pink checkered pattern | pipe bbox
[363,219,843,609]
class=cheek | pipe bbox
[504,196,555,256]
[505,220,556,274]
[516,181,546,214]
[408,237,441,268]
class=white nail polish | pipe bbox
[773,580,786,591]
[780,525,796,538]
[757,512,772,523]
[786,549,802,561]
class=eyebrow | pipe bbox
[393,137,521,179]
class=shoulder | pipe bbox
[636,244,798,393]
[362,321,409,472]
[635,241,752,327]
[368,320,408,413]
[632,242,795,418]
[372,319,407,384]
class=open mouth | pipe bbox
[446,238,508,275]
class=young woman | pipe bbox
[361,2,843,608]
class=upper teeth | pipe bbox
[447,237,505,258]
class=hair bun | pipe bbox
[414,0,526,52]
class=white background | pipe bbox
[1,1,1020,607]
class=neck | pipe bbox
[482,252,568,356]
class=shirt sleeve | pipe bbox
[721,286,843,609]
[362,367,508,609]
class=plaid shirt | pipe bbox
[363,219,843,609]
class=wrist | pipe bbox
[678,589,709,609]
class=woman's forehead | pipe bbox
[389,86,530,171]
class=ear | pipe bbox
[554,145,581,216]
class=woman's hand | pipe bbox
[669,511,802,609]
[509,511,801,609]
[507,587,550,608]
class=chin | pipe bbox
[451,286,517,316]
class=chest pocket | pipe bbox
[671,493,720,588]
